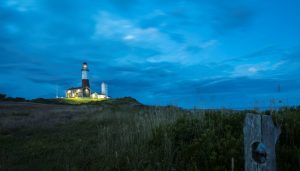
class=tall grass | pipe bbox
[0,101,299,170]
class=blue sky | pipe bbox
[0,0,300,109]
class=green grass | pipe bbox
[0,101,299,171]
[63,97,107,104]
[30,97,138,106]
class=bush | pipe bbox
[272,108,300,170]
[147,113,245,170]
[1,96,27,102]
[0,93,6,101]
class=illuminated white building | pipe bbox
[66,87,83,98]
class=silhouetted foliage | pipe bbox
[0,93,27,102]
[0,93,6,101]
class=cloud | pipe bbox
[140,76,298,108]
[134,1,256,37]
[212,46,296,79]
[200,39,218,49]
[109,0,139,11]
[230,61,285,77]
[123,35,135,40]
[93,12,161,43]
[93,11,214,65]
[212,5,255,34]
[248,67,257,73]
[0,0,299,108]
[3,0,37,12]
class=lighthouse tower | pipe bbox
[81,62,90,97]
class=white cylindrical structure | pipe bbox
[81,63,88,79]
[101,82,108,96]
[82,70,88,79]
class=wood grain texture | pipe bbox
[244,114,280,171]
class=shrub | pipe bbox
[0,93,6,101]
[147,113,245,170]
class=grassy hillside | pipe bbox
[0,98,299,170]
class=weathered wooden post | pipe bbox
[243,113,281,171]
[231,157,234,171]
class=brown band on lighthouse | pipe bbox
[82,79,90,88]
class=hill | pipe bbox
[0,98,299,170]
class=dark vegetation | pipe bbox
[0,94,26,102]
[0,94,299,170]
[0,93,140,105]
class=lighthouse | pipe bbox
[81,62,90,97]
[66,62,109,99]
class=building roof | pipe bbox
[67,87,82,90]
